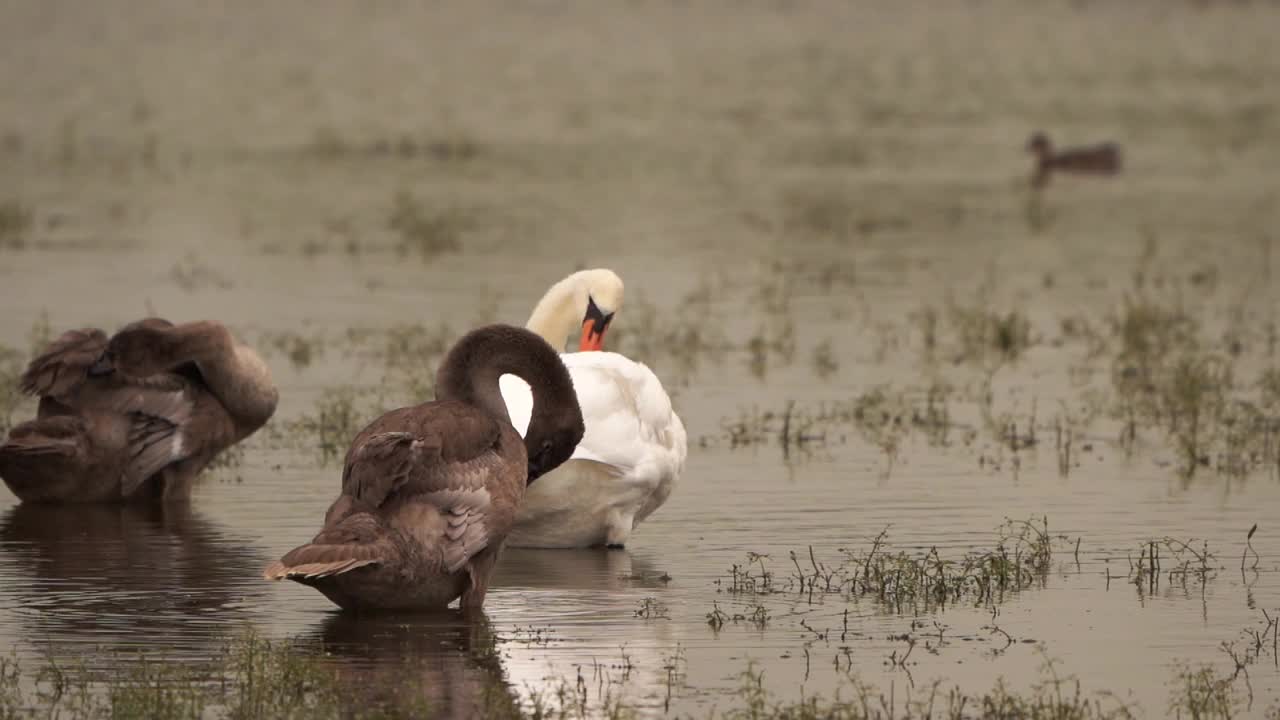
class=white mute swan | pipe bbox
[500,269,687,548]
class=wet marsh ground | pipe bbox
[3,0,1280,716]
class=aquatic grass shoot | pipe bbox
[0,199,34,249]
[0,345,27,435]
[274,386,379,463]
[7,632,1270,719]
[387,191,469,261]
[720,518,1059,613]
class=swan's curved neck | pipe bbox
[524,276,581,353]
[165,322,278,434]
[436,325,581,461]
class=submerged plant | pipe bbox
[387,192,467,260]
[281,387,379,463]
[0,622,1272,719]
[259,330,327,372]
[634,597,669,620]
[0,344,27,434]
[1169,663,1235,720]
[0,199,33,248]
[1127,537,1219,594]
[723,518,1059,614]
[810,339,839,380]
[944,292,1034,368]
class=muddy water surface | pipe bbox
[2,1,1280,716]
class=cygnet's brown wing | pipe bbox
[23,320,188,401]
[269,513,385,580]
[19,326,197,495]
[339,402,509,574]
[20,328,108,398]
[119,406,195,496]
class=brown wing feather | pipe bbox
[347,402,500,466]
[77,376,197,495]
[340,402,502,501]
[1,416,84,456]
[20,328,108,398]
[120,409,188,496]
[268,401,512,584]
[13,321,216,500]
[264,514,387,580]
[338,431,421,510]
[329,401,506,572]
[430,486,493,573]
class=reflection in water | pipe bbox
[494,547,667,591]
[492,549,681,713]
[289,551,678,717]
[306,611,522,718]
[0,502,270,656]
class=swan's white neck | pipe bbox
[525,276,582,353]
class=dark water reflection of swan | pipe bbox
[285,550,673,717]
[303,610,522,718]
[0,502,270,656]
[493,547,668,591]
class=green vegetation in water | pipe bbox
[387,191,469,261]
[811,338,839,380]
[373,322,454,400]
[304,127,482,165]
[717,383,956,468]
[608,287,732,385]
[271,386,380,463]
[785,133,870,171]
[942,292,1034,370]
[189,241,1280,483]
[719,518,1059,613]
[1106,288,1280,478]
[168,253,234,292]
[255,323,459,463]
[256,329,327,372]
[706,252,1280,484]
[4,628,1276,719]
[0,315,55,434]
[778,182,886,243]
[0,345,27,435]
[0,200,34,249]
[0,630,346,720]
[24,312,51,360]
[853,384,954,475]
[1124,537,1219,595]
[633,597,670,620]
[206,443,247,483]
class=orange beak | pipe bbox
[579,296,613,352]
[579,320,606,351]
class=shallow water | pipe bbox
[2,0,1280,716]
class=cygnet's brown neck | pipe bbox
[435,324,582,464]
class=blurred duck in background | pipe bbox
[1027,131,1122,189]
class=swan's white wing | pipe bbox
[562,352,684,474]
